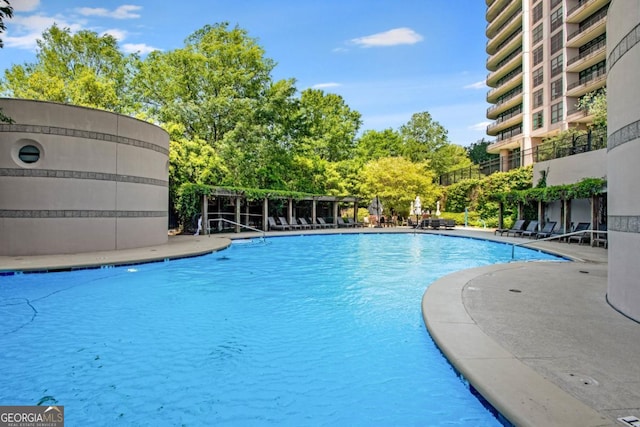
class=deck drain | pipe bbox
[567,372,599,386]
[618,415,640,426]
[509,289,522,293]
[579,270,590,274]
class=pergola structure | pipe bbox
[201,188,360,233]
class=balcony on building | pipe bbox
[566,38,606,72]
[487,41,522,73]
[487,87,523,119]
[486,7,522,40]
[487,129,522,154]
[566,8,608,48]
[566,106,595,124]
[486,0,515,23]
[487,109,523,135]
[486,26,522,56]
[566,0,611,24]
[566,69,607,97]
[487,72,522,103]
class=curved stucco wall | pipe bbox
[0,98,169,256]
[606,1,640,321]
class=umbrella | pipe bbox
[413,196,422,217]
[436,200,441,217]
[368,196,383,216]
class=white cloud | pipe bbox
[464,81,487,90]
[350,27,423,48]
[469,121,492,131]
[102,28,128,41]
[121,43,160,55]
[8,0,40,12]
[312,82,341,89]
[76,5,142,19]
[4,14,84,50]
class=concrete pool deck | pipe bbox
[0,227,637,426]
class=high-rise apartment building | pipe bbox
[485,0,610,170]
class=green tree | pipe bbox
[0,0,12,48]
[354,128,403,162]
[1,25,137,113]
[399,111,449,163]
[358,156,440,216]
[466,138,499,164]
[297,88,362,162]
[577,88,607,131]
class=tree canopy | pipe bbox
[0,22,496,225]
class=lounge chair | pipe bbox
[442,219,456,229]
[591,224,608,248]
[347,218,364,227]
[495,219,525,236]
[279,216,302,230]
[429,219,442,229]
[293,217,311,229]
[336,217,353,228]
[316,217,334,229]
[534,221,557,239]
[512,220,538,237]
[518,220,540,238]
[298,217,317,229]
[268,217,289,231]
[567,222,591,244]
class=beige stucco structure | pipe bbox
[0,98,169,256]
[606,0,640,322]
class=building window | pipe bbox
[533,24,543,45]
[533,88,544,108]
[533,111,544,129]
[550,54,563,77]
[550,31,563,54]
[533,3,543,23]
[551,78,563,100]
[550,0,562,9]
[551,101,563,124]
[550,7,563,32]
[533,46,544,65]
[579,60,606,82]
[533,67,544,87]
[18,145,41,164]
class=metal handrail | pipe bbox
[207,218,266,240]
[510,229,606,259]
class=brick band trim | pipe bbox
[0,124,169,156]
[0,210,167,218]
[0,168,168,187]
[608,23,640,71]
[609,215,640,233]
[608,119,640,152]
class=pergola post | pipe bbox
[498,202,504,230]
[312,198,317,225]
[563,198,572,234]
[333,200,339,226]
[235,196,241,233]
[262,197,269,232]
[537,200,544,230]
[288,198,293,224]
[203,193,209,235]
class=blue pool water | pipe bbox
[0,234,563,425]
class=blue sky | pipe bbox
[0,0,491,146]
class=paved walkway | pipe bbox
[1,227,638,426]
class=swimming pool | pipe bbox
[0,233,562,425]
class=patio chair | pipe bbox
[268,217,289,231]
[429,219,442,229]
[293,217,311,229]
[347,218,364,227]
[442,219,456,229]
[534,221,557,239]
[316,217,335,229]
[591,224,608,248]
[336,217,353,228]
[298,217,317,229]
[495,219,525,236]
[512,220,538,237]
[279,216,302,230]
[567,222,591,244]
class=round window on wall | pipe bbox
[18,145,41,164]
